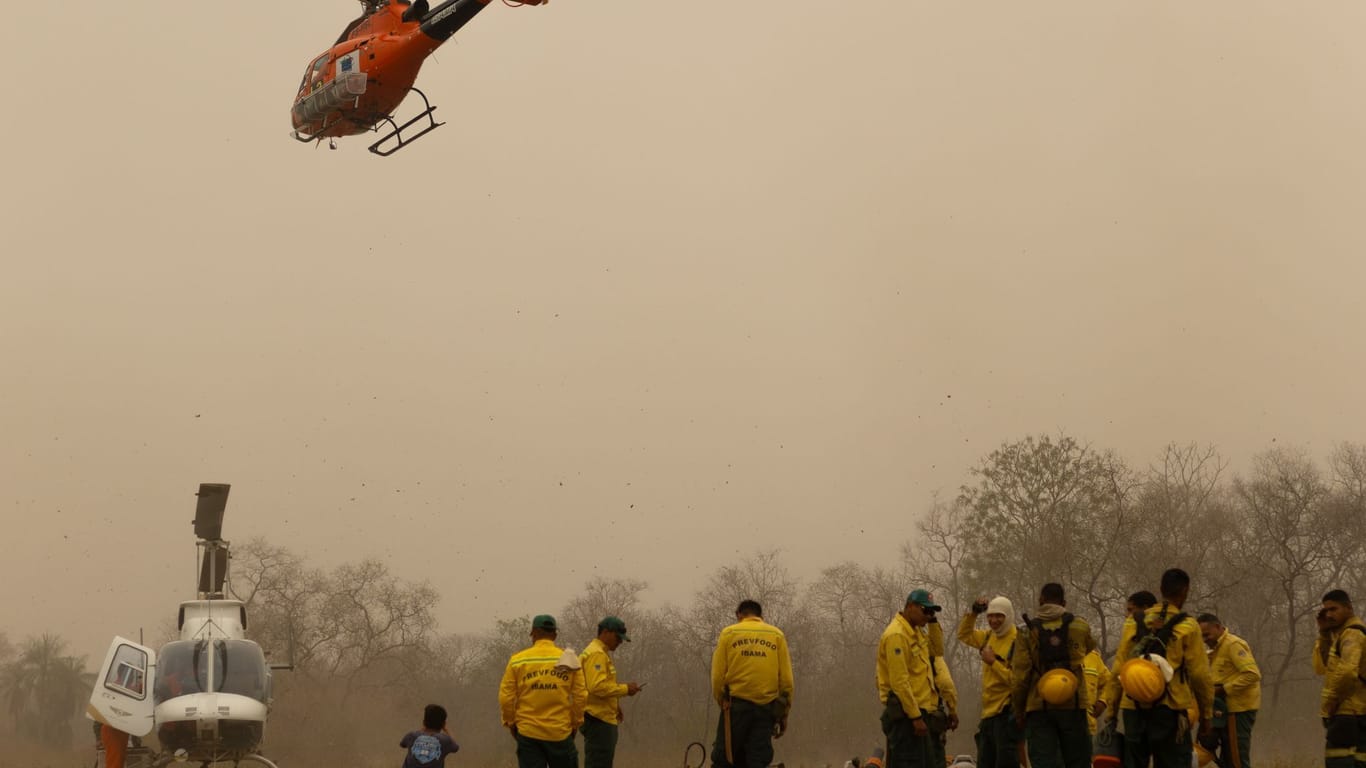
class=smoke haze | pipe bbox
[1,0,1363,722]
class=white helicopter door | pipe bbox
[89,636,157,736]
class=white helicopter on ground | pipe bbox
[88,483,291,768]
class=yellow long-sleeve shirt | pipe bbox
[711,616,794,707]
[877,613,937,719]
[1208,629,1260,713]
[1083,649,1110,734]
[499,639,588,741]
[956,613,1017,718]
[932,655,958,716]
[580,638,629,725]
[926,619,945,657]
[1314,618,1366,717]
[1101,604,1213,719]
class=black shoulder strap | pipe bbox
[1132,613,1151,642]
[1159,612,1188,636]
[1334,624,1366,656]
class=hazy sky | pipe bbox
[2,0,1363,664]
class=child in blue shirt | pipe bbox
[400,704,460,768]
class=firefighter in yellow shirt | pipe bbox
[710,599,794,768]
[1011,582,1096,768]
[957,596,1020,768]
[923,607,961,761]
[1196,613,1259,768]
[1314,589,1366,768]
[579,616,641,768]
[1081,649,1110,734]
[499,615,588,768]
[928,649,960,767]
[1100,569,1213,768]
[877,589,944,768]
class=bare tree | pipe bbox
[1106,443,1233,652]
[956,434,1134,645]
[323,559,438,701]
[229,540,336,671]
[1229,447,1360,706]
[902,494,971,619]
[559,576,649,649]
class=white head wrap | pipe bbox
[987,596,1015,636]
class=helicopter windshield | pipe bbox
[155,639,270,704]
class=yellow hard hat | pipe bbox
[1118,658,1166,704]
[1037,668,1079,705]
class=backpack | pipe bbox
[1130,605,1188,663]
[1118,604,1186,705]
[1028,613,1080,706]
[1333,624,1366,685]
[1031,613,1075,673]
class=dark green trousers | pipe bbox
[712,698,775,768]
[514,731,578,768]
[1207,710,1254,768]
[926,710,950,768]
[1324,714,1366,768]
[581,714,618,768]
[976,710,1021,768]
[1025,709,1091,768]
[1122,707,1191,768]
[880,694,933,768]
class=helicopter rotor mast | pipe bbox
[193,483,231,599]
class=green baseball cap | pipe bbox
[532,614,558,632]
[598,616,630,641]
[906,589,942,612]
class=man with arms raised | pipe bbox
[957,596,1020,768]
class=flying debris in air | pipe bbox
[291,0,548,156]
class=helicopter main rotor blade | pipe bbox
[193,483,230,541]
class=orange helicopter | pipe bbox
[292,0,545,156]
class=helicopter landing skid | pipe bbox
[146,753,280,768]
[368,87,444,157]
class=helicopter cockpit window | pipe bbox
[155,641,204,703]
[155,639,269,704]
[219,640,269,702]
[104,644,148,700]
[300,54,332,92]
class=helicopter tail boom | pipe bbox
[418,0,494,42]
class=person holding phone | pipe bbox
[579,616,642,768]
[1315,590,1366,768]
